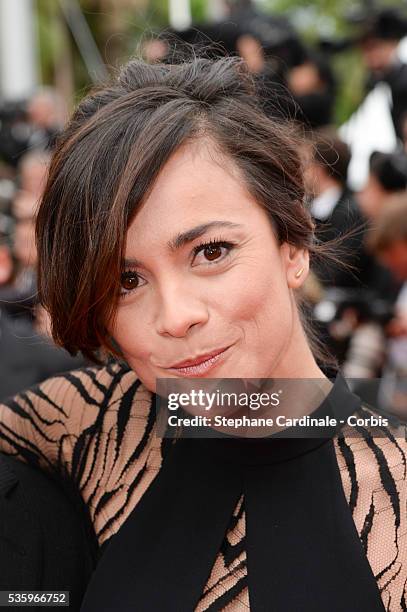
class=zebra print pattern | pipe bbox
[0,362,406,611]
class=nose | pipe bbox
[155,280,209,338]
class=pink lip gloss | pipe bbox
[169,348,229,377]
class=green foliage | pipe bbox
[261,0,354,32]
[333,48,366,124]
[191,0,207,22]
[145,0,169,29]
[36,0,60,84]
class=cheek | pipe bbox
[112,311,158,391]
[111,304,153,362]
[219,260,291,336]
[218,261,294,378]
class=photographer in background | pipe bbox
[368,195,407,417]
[26,88,66,152]
[348,150,406,377]
[0,153,46,323]
[356,8,407,141]
[0,88,64,171]
[369,195,407,337]
[343,186,407,384]
[305,129,385,292]
[0,156,85,401]
[306,131,402,375]
[17,150,51,202]
[0,235,86,399]
[287,52,336,129]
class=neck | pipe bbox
[268,292,329,381]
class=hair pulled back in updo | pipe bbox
[36,54,338,366]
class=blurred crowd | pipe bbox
[0,89,85,399]
[0,1,406,416]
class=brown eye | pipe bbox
[120,272,139,291]
[203,245,222,261]
[192,240,234,266]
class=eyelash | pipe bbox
[119,238,236,298]
[192,237,235,261]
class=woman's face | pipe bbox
[110,139,309,392]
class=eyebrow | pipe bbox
[123,221,242,268]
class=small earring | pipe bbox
[295,267,304,279]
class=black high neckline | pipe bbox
[82,369,385,612]
[164,371,362,466]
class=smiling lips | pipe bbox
[165,346,230,377]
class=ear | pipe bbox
[280,243,310,289]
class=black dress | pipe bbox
[0,363,406,611]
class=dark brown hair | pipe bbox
[36,55,339,367]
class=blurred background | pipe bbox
[0,0,406,417]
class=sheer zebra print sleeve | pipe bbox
[0,371,80,474]
[0,361,165,543]
[0,361,149,479]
